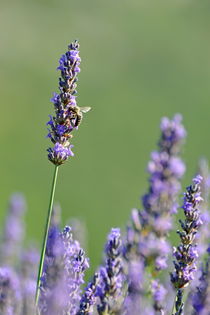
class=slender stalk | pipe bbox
[171,289,184,315]
[35,165,59,309]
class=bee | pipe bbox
[69,106,91,127]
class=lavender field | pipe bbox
[1,0,210,314]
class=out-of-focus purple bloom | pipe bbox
[122,115,186,315]
[195,159,210,257]
[0,267,22,315]
[135,114,186,268]
[191,260,209,314]
[21,279,36,315]
[20,247,39,315]
[0,193,26,265]
[159,114,186,154]
[151,280,167,313]
[51,203,62,227]
[39,225,89,315]
[122,259,147,315]
[21,247,39,278]
[47,40,90,165]
[96,228,125,315]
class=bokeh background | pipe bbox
[0,0,210,273]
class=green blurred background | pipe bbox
[0,0,210,272]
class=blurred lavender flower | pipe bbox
[51,203,62,227]
[170,175,203,314]
[151,280,167,314]
[20,248,39,315]
[78,228,125,315]
[39,225,89,315]
[96,228,125,315]
[47,40,90,165]
[0,267,22,315]
[0,193,26,265]
[196,159,210,256]
[141,114,186,269]
[191,258,210,315]
[123,115,186,314]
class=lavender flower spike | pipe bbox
[0,193,26,265]
[170,175,203,314]
[47,40,91,165]
[77,273,100,315]
[192,259,210,314]
[39,225,89,315]
[151,280,167,314]
[0,267,22,315]
[97,228,125,315]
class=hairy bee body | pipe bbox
[69,106,91,127]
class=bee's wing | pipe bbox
[80,107,91,113]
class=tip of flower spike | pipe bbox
[193,175,203,185]
[160,114,186,141]
[108,228,121,238]
[68,39,80,50]
[47,143,74,165]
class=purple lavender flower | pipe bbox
[51,203,62,227]
[170,175,203,314]
[0,267,22,315]
[21,247,39,278]
[20,248,39,315]
[0,193,26,265]
[39,225,89,315]
[195,159,210,257]
[191,259,210,314]
[126,115,186,272]
[47,143,74,165]
[122,115,186,314]
[21,279,36,315]
[77,273,99,315]
[95,228,125,315]
[151,280,167,313]
[47,40,91,165]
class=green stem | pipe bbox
[171,289,184,315]
[35,165,59,309]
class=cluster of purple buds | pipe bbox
[125,115,186,272]
[0,193,26,265]
[0,267,22,315]
[192,258,210,314]
[47,40,91,165]
[142,115,186,269]
[142,114,186,235]
[77,228,125,315]
[123,115,185,293]
[196,159,210,257]
[77,273,99,315]
[20,248,39,315]
[121,115,186,314]
[151,279,167,313]
[96,228,124,315]
[171,175,203,290]
[39,225,89,315]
